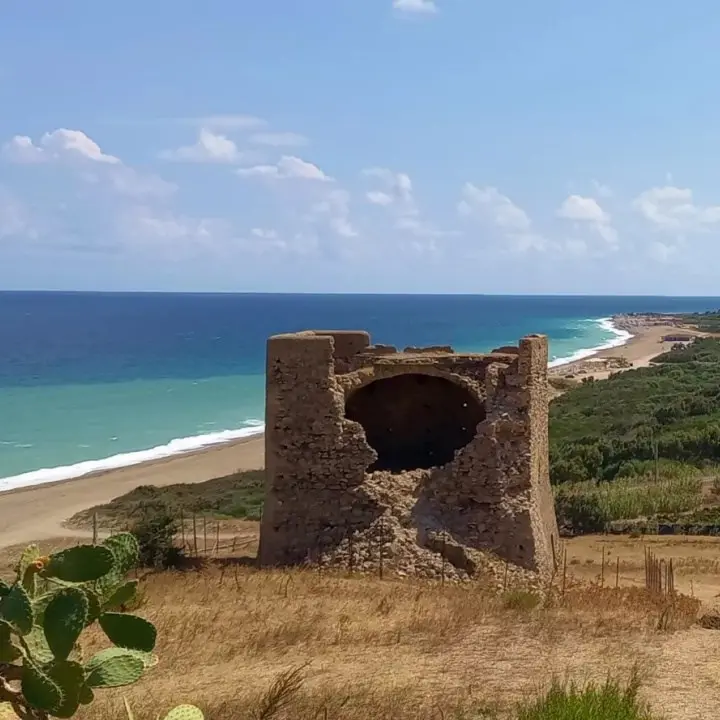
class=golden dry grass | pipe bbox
[3,534,720,719]
[70,563,704,720]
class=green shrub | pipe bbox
[516,673,656,720]
[132,504,184,570]
[554,493,608,535]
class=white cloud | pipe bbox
[160,129,242,164]
[557,195,608,223]
[250,132,308,148]
[458,183,545,252]
[366,191,394,206]
[557,194,618,246]
[251,227,279,240]
[363,167,417,216]
[633,186,720,232]
[3,129,120,165]
[393,0,438,14]
[364,168,455,242]
[310,189,358,238]
[119,205,231,250]
[459,184,531,231]
[109,167,177,198]
[237,156,333,182]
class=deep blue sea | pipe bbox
[1,292,719,491]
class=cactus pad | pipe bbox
[0,583,33,635]
[21,660,63,714]
[17,544,41,577]
[78,684,94,705]
[0,620,21,662]
[85,648,146,688]
[45,660,85,718]
[43,545,115,583]
[43,587,89,660]
[82,587,102,625]
[24,626,55,664]
[99,612,157,652]
[104,580,138,611]
[103,533,140,575]
[163,705,205,720]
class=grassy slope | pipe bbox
[68,469,264,529]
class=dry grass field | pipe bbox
[2,531,720,720]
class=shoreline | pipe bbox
[0,315,694,498]
[549,315,708,382]
[548,317,632,368]
[0,312,708,548]
[0,434,265,547]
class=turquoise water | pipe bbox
[1,292,718,490]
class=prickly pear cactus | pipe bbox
[124,698,204,720]
[162,705,204,720]
[0,534,159,719]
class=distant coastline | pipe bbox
[548,312,710,385]
[548,317,633,368]
[0,314,650,494]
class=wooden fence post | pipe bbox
[192,514,198,556]
[180,508,186,551]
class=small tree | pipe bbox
[132,504,184,570]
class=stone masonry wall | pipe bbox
[258,330,560,585]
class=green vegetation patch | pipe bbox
[515,673,656,720]
[68,469,264,530]
[550,337,720,483]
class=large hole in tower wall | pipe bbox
[345,373,486,473]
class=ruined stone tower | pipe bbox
[258,331,560,583]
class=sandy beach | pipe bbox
[0,434,264,547]
[0,315,708,549]
[549,320,708,383]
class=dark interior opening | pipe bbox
[345,373,486,473]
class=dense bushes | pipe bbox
[550,338,720,483]
[553,468,705,536]
[132,503,185,569]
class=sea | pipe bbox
[1,292,719,492]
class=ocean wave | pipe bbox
[0,421,265,493]
[548,317,633,368]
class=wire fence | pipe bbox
[89,511,683,596]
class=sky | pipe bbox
[2,1,720,294]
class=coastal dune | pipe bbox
[0,317,706,548]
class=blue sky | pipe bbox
[2,1,720,294]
